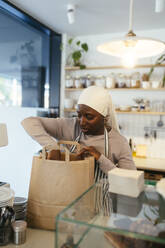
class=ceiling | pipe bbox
[7,0,165,36]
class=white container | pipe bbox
[151,80,161,88]
[95,76,105,88]
[108,168,144,198]
[65,75,74,88]
[74,77,82,88]
[141,81,150,89]
[105,74,115,88]
[85,75,92,88]
[64,98,74,109]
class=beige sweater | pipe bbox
[21,117,136,174]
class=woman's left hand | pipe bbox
[77,146,101,161]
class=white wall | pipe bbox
[0,107,42,197]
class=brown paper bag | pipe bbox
[27,141,94,230]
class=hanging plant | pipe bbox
[67,38,89,69]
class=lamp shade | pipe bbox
[0,123,8,147]
[97,36,165,58]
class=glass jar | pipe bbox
[85,74,92,88]
[65,75,74,88]
[74,76,82,88]
[105,73,115,88]
[125,75,131,88]
[95,75,105,88]
[131,72,141,88]
[117,73,126,88]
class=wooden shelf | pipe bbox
[64,108,77,112]
[65,64,165,71]
[116,111,165,115]
[64,109,165,115]
[65,87,165,91]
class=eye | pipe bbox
[86,114,94,120]
[77,112,81,118]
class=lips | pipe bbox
[80,127,89,133]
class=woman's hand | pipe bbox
[77,146,101,161]
[46,149,61,160]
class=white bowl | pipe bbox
[119,105,131,111]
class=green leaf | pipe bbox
[81,43,88,52]
[76,41,80,46]
[80,64,86,69]
[68,38,73,45]
[72,50,81,62]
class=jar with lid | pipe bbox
[74,76,82,88]
[125,75,131,88]
[80,77,86,88]
[95,75,106,88]
[117,73,126,88]
[131,72,141,88]
[65,75,74,88]
[105,73,115,88]
[12,220,27,245]
[85,74,93,88]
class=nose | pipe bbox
[79,116,86,127]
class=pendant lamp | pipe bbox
[97,0,165,59]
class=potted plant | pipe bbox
[148,53,165,87]
[66,38,89,69]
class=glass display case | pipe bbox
[55,181,165,248]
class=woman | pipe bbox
[22,86,136,181]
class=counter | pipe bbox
[6,228,54,248]
[134,157,165,172]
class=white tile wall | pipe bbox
[117,114,165,158]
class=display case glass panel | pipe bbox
[56,181,165,248]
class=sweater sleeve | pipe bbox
[98,135,136,174]
[21,116,75,147]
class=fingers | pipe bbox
[47,149,61,160]
[77,147,91,156]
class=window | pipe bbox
[0,1,61,110]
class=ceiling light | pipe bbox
[67,4,75,24]
[97,0,165,60]
[155,0,164,12]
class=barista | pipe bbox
[22,86,136,181]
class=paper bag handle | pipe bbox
[41,144,70,163]
[58,140,81,152]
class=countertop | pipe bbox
[6,228,54,248]
[134,157,165,172]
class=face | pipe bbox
[77,104,104,135]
